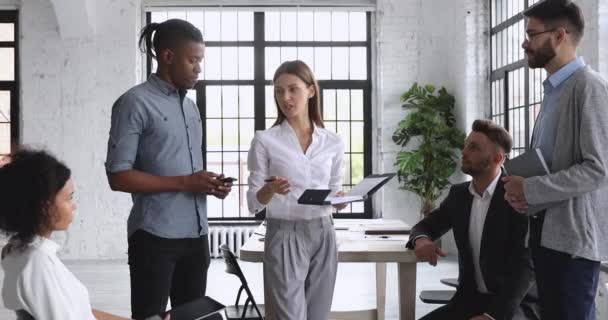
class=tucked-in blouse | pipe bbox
[1,236,96,320]
[247,121,345,220]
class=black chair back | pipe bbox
[219,244,264,319]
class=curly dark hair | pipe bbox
[0,148,71,249]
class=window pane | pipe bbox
[349,12,366,41]
[238,12,254,41]
[351,90,363,121]
[323,90,336,121]
[167,11,186,20]
[239,86,254,118]
[207,196,222,218]
[281,12,297,41]
[238,47,254,80]
[222,119,239,151]
[297,11,314,41]
[332,48,349,80]
[0,23,14,42]
[336,90,350,120]
[0,123,9,154]
[266,85,277,119]
[0,91,10,122]
[342,153,351,184]
[223,152,240,180]
[314,12,331,41]
[0,48,15,81]
[204,12,221,41]
[352,122,364,153]
[297,47,314,71]
[280,47,297,62]
[206,120,222,151]
[265,12,280,41]
[204,47,221,80]
[222,86,238,118]
[331,12,349,41]
[151,11,168,23]
[351,153,364,185]
[337,122,351,153]
[221,11,238,41]
[206,86,222,118]
[222,47,238,80]
[239,119,255,150]
[265,47,281,80]
[314,47,331,80]
[222,182,240,218]
[349,47,367,80]
[186,11,204,33]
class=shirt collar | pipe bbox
[468,171,501,199]
[280,120,321,138]
[543,56,586,92]
[148,73,179,96]
[30,235,60,255]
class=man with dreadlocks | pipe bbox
[105,19,232,319]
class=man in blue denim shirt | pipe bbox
[105,19,232,319]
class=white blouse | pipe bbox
[1,236,96,320]
[247,121,345,220]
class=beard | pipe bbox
[461,156,491,177]
[526,39,556,68]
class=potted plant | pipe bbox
[392,83,465,218]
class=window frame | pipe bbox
[145,9,373,220]
[0,10,19,159]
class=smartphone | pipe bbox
[218,177,237,183]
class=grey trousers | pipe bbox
[264,216,338,320]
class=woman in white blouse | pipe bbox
[0,149,162,320]
[247,60,347,319]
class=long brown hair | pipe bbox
[271,60,324,128]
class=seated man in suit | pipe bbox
[406,119,539,320]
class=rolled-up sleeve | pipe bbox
[247,132,268,214]
[105,93,146,173]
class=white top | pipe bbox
[468,172,501,295]
[1,236,96,320]
[247,121,345,220]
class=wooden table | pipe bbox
[240,219,418,320]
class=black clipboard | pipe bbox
[297,173,396,205]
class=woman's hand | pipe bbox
[256,176,290,205]
[332,191,348,210]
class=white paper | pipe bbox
[346,177,387,197]
[327,195,364,204]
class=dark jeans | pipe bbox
[128,230,210,320]
[530,215,601,320]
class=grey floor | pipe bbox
[0,255,458,319]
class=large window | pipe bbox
[490,0,545,157]
[0,10,18,164]
[146,9,372,220]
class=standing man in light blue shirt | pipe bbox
[503,1,608,320]
[105,19,232,319]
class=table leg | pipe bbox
[398,262,416,320]
[376,263,386,320]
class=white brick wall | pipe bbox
[0,0,605,259]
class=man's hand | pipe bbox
[469,315,493,320]
[502,175,528,213]
[185,171,223,194]
[332,191,348,210]
[414,237,446,266]
[211,175,233,199]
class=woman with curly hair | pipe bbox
[0,149,147,320]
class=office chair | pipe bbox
[220,244,265,320]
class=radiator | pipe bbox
[208,226,257,258]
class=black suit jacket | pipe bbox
[406,177,538,320]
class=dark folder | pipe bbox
[146,297,225,320]
[503,148,550,177]
[297,173,396,205]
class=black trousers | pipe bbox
[530,214,601,320]
[128,229,211,320]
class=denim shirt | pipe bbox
[106,74,207,238]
